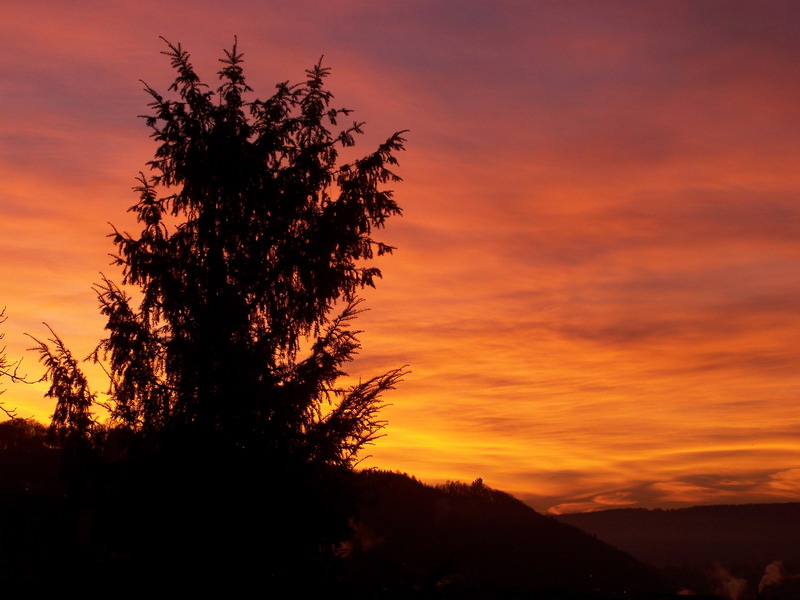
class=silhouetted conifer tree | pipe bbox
[28,39,407,589]
[28,326,95,447]
[97,39,406,459]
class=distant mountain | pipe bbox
[344,472,674,597]
[554,503,800,570]
[556,503,800,599]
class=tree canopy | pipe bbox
[24,39,408,588]
[36,39,406,462]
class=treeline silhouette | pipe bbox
[0,418,366,591]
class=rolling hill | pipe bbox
[344,471,674,597]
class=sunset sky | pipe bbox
[3,1,800,513]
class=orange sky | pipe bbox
[3,1,800,513]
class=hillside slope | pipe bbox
[345,472,673,597]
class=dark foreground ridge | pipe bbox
[0,422,677,597]
[345,471,675,597]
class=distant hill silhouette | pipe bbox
[556,504,800,599]
[555,504,800,569]
[344,472,674,597]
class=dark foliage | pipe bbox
[0,418,60,494]
[94,39,406,459]
[0,308,24,419]
[27,325,95,447]
[34,38,408,462]
[25,39,407,589]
